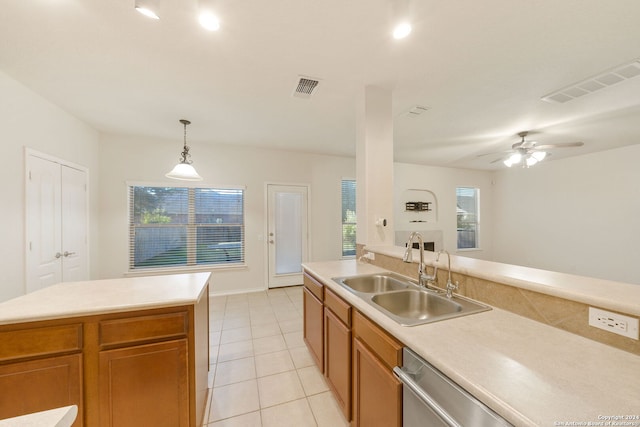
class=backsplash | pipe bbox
[357,245,640,356]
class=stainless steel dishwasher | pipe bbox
[393,348,513,427]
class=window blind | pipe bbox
[129,185,244,270]
[341,179,356,257]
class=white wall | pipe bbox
[492,144,640,285]
[0,70,100,302]
[97,133,354,294]
[394,163,494,259]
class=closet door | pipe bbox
[26,155,63,292]
[60,165,88,282]
[26,151,88,293]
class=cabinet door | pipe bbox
[352,337,402,427]
[0,353,83,425]
[99,339,189,427]
[324,307,351,420]
[303,287,324,371]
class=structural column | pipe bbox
[355,85,394,247]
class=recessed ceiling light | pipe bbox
[393,22,412,39]
[198,11,220,31]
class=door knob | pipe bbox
[55,252,62,259]
[64,251,76,257]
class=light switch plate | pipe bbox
[588,307,639,340]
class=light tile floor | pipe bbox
[202,286,350,427]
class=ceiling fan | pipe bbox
[488,131,584,168]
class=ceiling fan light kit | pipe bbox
[498,131,582,168]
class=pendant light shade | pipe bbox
[166,119,203,181]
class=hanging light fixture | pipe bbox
[166,119,203,181]
[134,0,160,19]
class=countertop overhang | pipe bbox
[0,272,211,325]
[303,260,640,427]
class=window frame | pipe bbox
[456,186,480,251]
[127,182,246,273]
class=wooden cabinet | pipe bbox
[352,311,403,427]
[0,323,83,425]
[323,288,352,420]
[302,271,404,426]
[303,273,324,371]
[0,287,209,427]
[0,353,83,424]
[99,339,189,427]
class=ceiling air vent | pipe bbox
[400,105,430,118]
[541,59,640,104]
[292,76,320,99]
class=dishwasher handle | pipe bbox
[393,366,462,427]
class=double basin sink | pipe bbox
[332,272,490,326]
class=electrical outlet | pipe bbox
[588,307,639,340]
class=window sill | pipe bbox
[125,263,248,278]
[456,248,482,253]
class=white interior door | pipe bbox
[267,184,309,288]
[26,156,62,292]
[61,165,88,282]
[26,151,88,293]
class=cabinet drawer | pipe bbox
[353,311,403,370]
[325,288,351,327]
[0,324,82,362]
[304,272,324,302]
[100,312,188,347]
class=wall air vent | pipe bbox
[541,59,640,104]
[292,76,320,99]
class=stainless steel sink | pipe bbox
[332,273,491,326]
[371,289,490,326]
[334,273,410,293]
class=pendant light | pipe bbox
[166,119,203,181]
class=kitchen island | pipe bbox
[303,260,640,427]
[0,273,210,427]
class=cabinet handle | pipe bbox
[64,251,76,257]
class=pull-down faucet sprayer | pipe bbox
[403,232,437,288]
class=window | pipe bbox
[456,187,479,250]
[129,185,244,270]
[341,179,356,257]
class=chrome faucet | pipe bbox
[436,250,459,298]
[403,232,437,288]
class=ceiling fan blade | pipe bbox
[490,156,507,164]
[476,150,511,158]
[535,142,584,149]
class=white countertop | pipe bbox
[303,260,640,427]
[0,405,77,427]
[0,273,211,326]
[365,245,640,317]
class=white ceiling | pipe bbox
[2,0,640,170]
